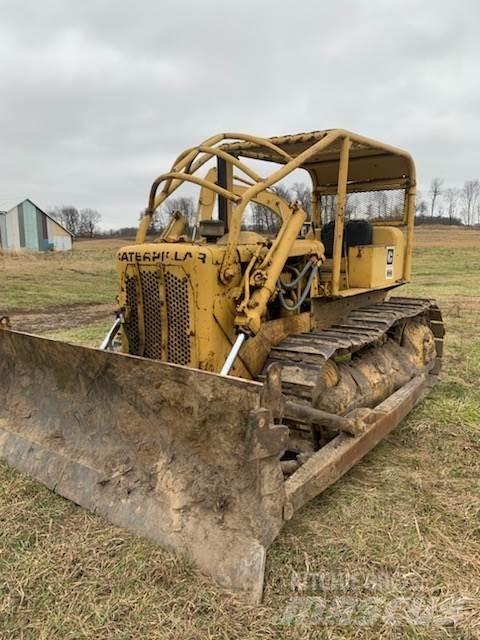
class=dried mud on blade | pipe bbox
[0,329,287,602]
[0,329,435,601]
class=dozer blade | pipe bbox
[0,329,288,602]
[0,328,437,601]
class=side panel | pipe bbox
[52,235,72,251]
[372,226,405,282]
[17,202,26,248]
[5,207,20,250]
[348,245,392,288]
[22,200,39,251]
[47,218,72,250]
[46,217,54,241]
[36,211,50,251]
[0,214,7,249]
[50,222,71,238]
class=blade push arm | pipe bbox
[234,202,308,335]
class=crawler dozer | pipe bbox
[0,129,444,602]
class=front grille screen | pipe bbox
[124,274,140,355]
[123,268,191,365]
[165,272,191,366]
[140,270,163,359]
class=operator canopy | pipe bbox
[221,129,414,194]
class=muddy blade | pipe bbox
[0,330,287,602]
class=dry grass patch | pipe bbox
[0,471,275,639]
[415,225,480,248]
[0,249,117,311]
[74,237,136,251]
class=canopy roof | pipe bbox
[222,129,415,193]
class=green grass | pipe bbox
[44,322,111,347]
[1,232,480,638]
[0,249,117,310]
[404,246,480,301]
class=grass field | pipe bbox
[0,227,479,639]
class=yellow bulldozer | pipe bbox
[0,129,444,601]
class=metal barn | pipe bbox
[0,199,73,252]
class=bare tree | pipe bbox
[79,209,101,237]
[251,201,273,232]
[461,179,480,226]
[321,194,337,223]
[158,197,196,231]
[49,206,80,235]
[430,178,444,218]
[48,206,61,223]
[271,184,291,201]
[444,187,460,224]
[291,182,311,215]
[250,183,291,233]
[416,196,428,216]
[345,194,356,219]
[372,191,388,218]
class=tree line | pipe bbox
[416,178,480,226]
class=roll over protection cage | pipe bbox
[137,129,416,292]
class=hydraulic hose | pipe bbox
[278,259,313,289]
[278,263,318,311]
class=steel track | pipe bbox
[261,297,445,460]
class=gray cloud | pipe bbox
[1,0,479,227]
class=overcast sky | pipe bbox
[1,0,478,228]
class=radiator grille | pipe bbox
[124,269,191,365]
[165,272,191,365]
[140,270,163,359]
[124,274,140,355]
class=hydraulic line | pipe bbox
[279,259,313,289]
[278,263,318,311]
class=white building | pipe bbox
[0,199,73,252]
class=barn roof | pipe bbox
[8,199,74,237]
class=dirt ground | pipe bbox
[9,302,115,334]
